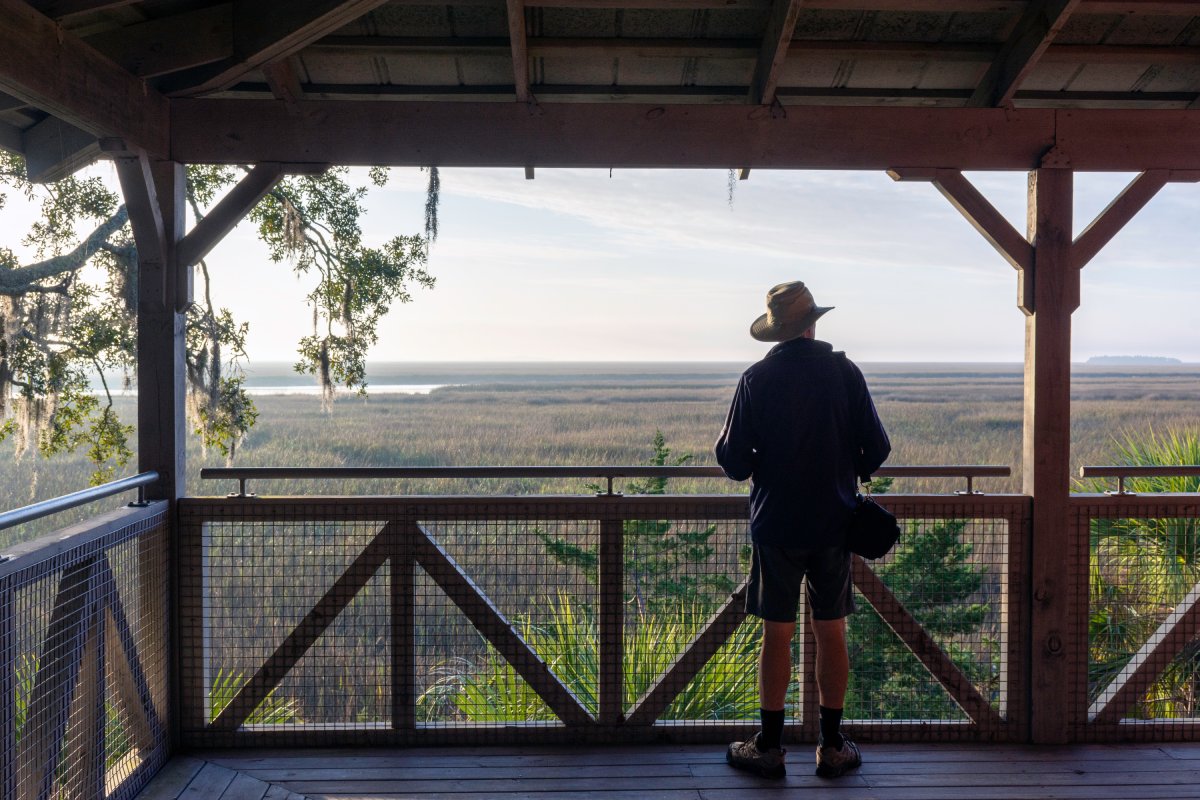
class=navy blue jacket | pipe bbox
[715,337,891,549]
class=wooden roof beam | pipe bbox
[969,0,1081,108]
[751,0,805,105]
[173,101,1200,171]
[30,0,137,17]
[311,36,1200,66]
[0,0,169,160]
[506,0,533,103]
[165,0,392,97]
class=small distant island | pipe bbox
[1086,355,1182,365]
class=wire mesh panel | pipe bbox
[178,494,1027,746]
[1077,496,1200,742]
[847,498,1027,742]
[0,503,169,800]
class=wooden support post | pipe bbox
[390,523,415,730]
[1024,167,1077,744]
[598,518,624,725]
[123,160,187,503]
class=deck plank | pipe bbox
[142,744,1200,800]
[219,772,271,800]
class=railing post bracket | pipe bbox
[128,485,151,507]
[955,475,984,496]
[1106,475,1136,497]
[228,478,257,499]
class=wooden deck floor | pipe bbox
[138,743,1200,800]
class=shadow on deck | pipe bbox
[139,742,1200,799]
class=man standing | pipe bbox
[716,281,890,779]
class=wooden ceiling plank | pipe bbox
[0,0,168,159]
[21,116,102,182]
[506,0,533,103]
[968,0,1082,108]
[1072,169,1169,270]
[178,163,286,269]
[0,121,22,154]
[81,4,233,79]
[752,0,805,105]
[168,0,392,97]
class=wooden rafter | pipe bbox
[210,533,392,731]
[1090,581,1200,725]
[166,0,392,97]
[751,0,805,105]
[625,583,748,725]
[851,557,1006,730]
[1072,170,1169,270]
[507,0,533,103]
[0,0,169,157]
[969,0,1081,108]
[262,59,306,109]
[81,4,233,79]
[412,524,594,726]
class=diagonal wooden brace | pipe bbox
[852,557,1005,731]
[1090,580,1200,725]
[625,581,748,726]
[210,528,392,731]
[412,524,594,726]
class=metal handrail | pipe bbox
[0,471,160,533]
[1079,465,1200,496]
[200,464,1011,497]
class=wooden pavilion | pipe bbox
[3,1,1200,798]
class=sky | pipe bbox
[3,165,1199,364]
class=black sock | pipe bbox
[819,705,844,749]
[759,708,785,751]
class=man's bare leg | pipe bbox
[811,615,860,776]
[812,617,849,708]
[760,619,797,710]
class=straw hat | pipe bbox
[749,281,834,342]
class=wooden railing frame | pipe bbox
[178,493,1030,747]
[0,502,170,800]
[1070,493,1200,742]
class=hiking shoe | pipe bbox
[815,735,861,778]
[726,732,786,778]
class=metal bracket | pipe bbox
[228,477,257,499]
[596,475,623,497]
[954,476,984,496]
[127,485,151,507]
[1105,475,1137,496]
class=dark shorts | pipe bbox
[745,543,856,623]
